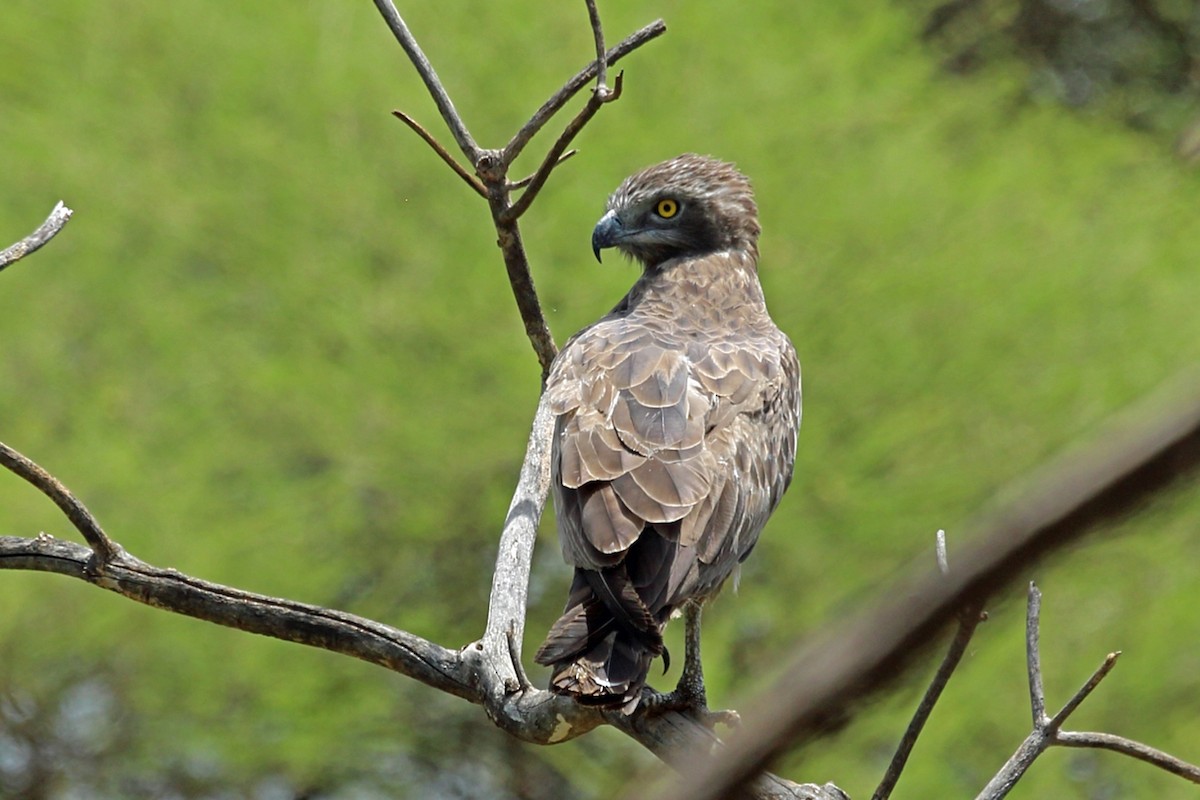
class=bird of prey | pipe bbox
[534,154,801,712]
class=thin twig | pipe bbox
[392,110,487,197]
[0,441,119,563]
[371,0,480,162]
[973,588,1198,799]
[503,72,623,223]
[510,149,578,189]
[0,201,74,273]
[584,0,609,95]
[503,19,666,164]
[873,532,983,800]
[1058,731,1200,783]
[872,604,984,800]
[1046,651,1120,733]
[1026,582,1046,725]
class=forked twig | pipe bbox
[0,201,74,273]
[974,583,1200,799]
[503,19,666,165]
[503,71,623,223]
[372,0,479,162]
[0,442,119,563]
[375,1,665,378]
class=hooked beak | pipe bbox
[591,210,623,263]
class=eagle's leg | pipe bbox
[641,602,741,728]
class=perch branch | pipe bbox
[649,367,1200,800]
[0,398,820,798]
[391,110,487,197]
[974,583,1200,798]
[0,201,73,273]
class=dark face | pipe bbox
[590,154,760,269]
[591,193,724,267]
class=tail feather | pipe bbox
[535,568,664,710]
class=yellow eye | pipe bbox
[655,198,678,219]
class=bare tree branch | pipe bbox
[873,605,984,800]
[584,0,610,94]
[0,442,119,563]
[375,4,665,379]
[647,368,1200,800]
[1057,731,1200,782]
[0,400,820,798]
[974,583,1200,798]
[0,201,73,273]
[503,19,666,166]
[391,110,487,197]
[371,0,480,163]
[503,71,623,223]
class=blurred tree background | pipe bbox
[3,1,1200,798]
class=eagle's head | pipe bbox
[591,153,760,268]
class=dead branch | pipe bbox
[0,201,73,273]
[873,533,986,800]
[371,0,479,163]
[502,19,666,166]
[390,109,486,197]
[0,442,119,562]
[974,583,1200,798]
[647,368,1200,800]
[0,400,818,798]
[375,0,665,378]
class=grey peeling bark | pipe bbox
[0,201,73,274]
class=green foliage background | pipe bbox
[3,1,1200,797]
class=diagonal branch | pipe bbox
[0,201,74,273]
[503,72,623,223]
[510,149,578,189]
[648,367,1200,800]
[873,603,985,800]
[503,19,666,165]
[0,441,119,562]
[391,110,487,197]
[371,0,480,163]
[873,531,985,800]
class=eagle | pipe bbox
[534,154,801,713]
